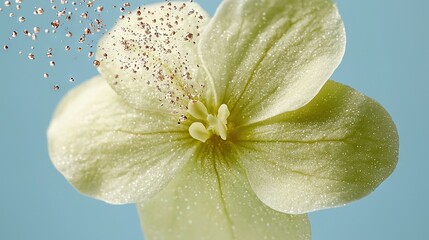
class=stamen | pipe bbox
[188,100,209,121]
[217,104,230,125]
[189,122,211,143]
[187,100,230,142]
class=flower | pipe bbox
[47,0,399,239]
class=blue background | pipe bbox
[0,0,427,239]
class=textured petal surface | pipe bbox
[48,77,196,204]
[138,143,310,240]
[199,0,345,125]
[97,2,210,113]
[235,81,399,214]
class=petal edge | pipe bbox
[236,80,399,214]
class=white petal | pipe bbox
[97,2,211,112]
[48,76,196,204]
[138,146,310,239]
[236,81,399,214]
[199,0,346,125]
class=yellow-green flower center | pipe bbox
[187,100,230,142]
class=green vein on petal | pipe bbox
[235,80,399,214]
[199,0,346,125]
[138,142,310,240]
[48,76,197,204]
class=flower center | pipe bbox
[187,100,230,143]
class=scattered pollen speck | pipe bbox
[93,60,100,67]
[0,0,199,91]
[34,7,44,15]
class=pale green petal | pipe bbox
[97,2,210,112]
[48,76,196,204]
[138,143,310,240]
[199,0,345,125]
[235,81,398,214]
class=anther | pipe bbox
[187,101,230,142]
